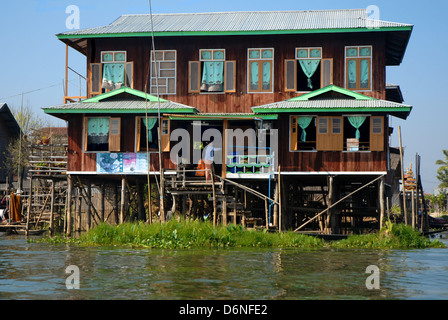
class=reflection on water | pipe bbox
[0,232,447,300]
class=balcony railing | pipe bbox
[226,146,274,175]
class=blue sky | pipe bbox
[0,0,447,193]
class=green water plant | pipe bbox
[37,219,445,250]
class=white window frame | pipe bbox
[247,48,274,94]
[150,50,177,95]
[199,49,226,94]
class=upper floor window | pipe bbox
[345,46,372,91]
[284,48,333,92]
[188,49,236,94]
[248,48,274,93]
[90,51,133,96]
[151,50,177,95]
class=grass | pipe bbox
[37,218,446,250]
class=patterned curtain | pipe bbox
[299,60,320,89]
[201,61,224,92]
[102,63,125,90]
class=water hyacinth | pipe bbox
[37,219,445,250]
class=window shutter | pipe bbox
[284,59,297,92]
[188,61,201,93]
[330,117,344,151]
[125,61,134,88]
[136,117,142,152]
[370,116,384,151]
[161,118,170,152]
[290,116,298,151]
[316,117,328,151]
[84,117,89,151]
[224,60,236,93]
[109,118,121,152]
[90,63,102,95]
[321,58,333,88]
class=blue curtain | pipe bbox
[299,60,320,89]
[250,62,259,90]
[262,62,271,90]
[201,61,224,92]
[143,118,158,143]
[297,116,313,142]
[347,60,357,89]
[87,118,109,151]
[360,59,370,89]
[102,63,125,90]
[348,116,367,140]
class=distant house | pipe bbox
[0,103,21,184]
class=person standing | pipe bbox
[203,140,221,181]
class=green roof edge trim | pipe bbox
[288,85,376,101]
[252,107,412,114]
[169,114,278,120]
[82,87,169,103]
[43,108,197,115]
[57,26,413,39]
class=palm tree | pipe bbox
[436,150,448,188]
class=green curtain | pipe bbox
[102,63,125,90]
[360,59,369,89]
[88,118,109,137]
[87,118,109,150]
[347,59,357,89]
[299,60,320,89]
[250,62,259,90]
[262,62,271,90]
[297,116,313,142]
[201,61,224,92]
[348,116,367,140]
[143,118,158,143]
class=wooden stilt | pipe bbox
[211,169,217,228]
[101,184,105,222]
[278,166,282,232]
[120,176,126,224]
[49,180,55,236]
[411,189,415,229]
[398,126,407,225]
[87,180,92,230]
[66,175,73,236]
[137,180,145,221]
[273,180,279,228]
[25,177,33,236]
[379,176,385,230]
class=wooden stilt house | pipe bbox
[44,9,413,234]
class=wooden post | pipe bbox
[411,189,415,229]
[87,180,92,230]
[76,186,83,232]
[120,176,126,224]
[222,185,228,226]
[278,166,282,232]
[25,177,33,236]
[66,175,73,236]
[273,180,279,228]
[114,184,119,224]
[65,44,68,103]
[211,169,217,228]
[101,184,106,222]
[49,180,55,236]
[379,176,385,230]
[326,176,335,234]
[398,126,407,225]
[265,198,269,229]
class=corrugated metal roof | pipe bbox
[59,9,412,36]
[253,99,411,110]
[252,99,412,119]
[43,100,198,113]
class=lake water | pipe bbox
[0,232,447,300]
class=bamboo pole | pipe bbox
[398,126,407,225]
[294,175,386,233]
[25,178,33,236]
[411,189,415,229]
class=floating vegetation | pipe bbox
[36,219,445,250]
